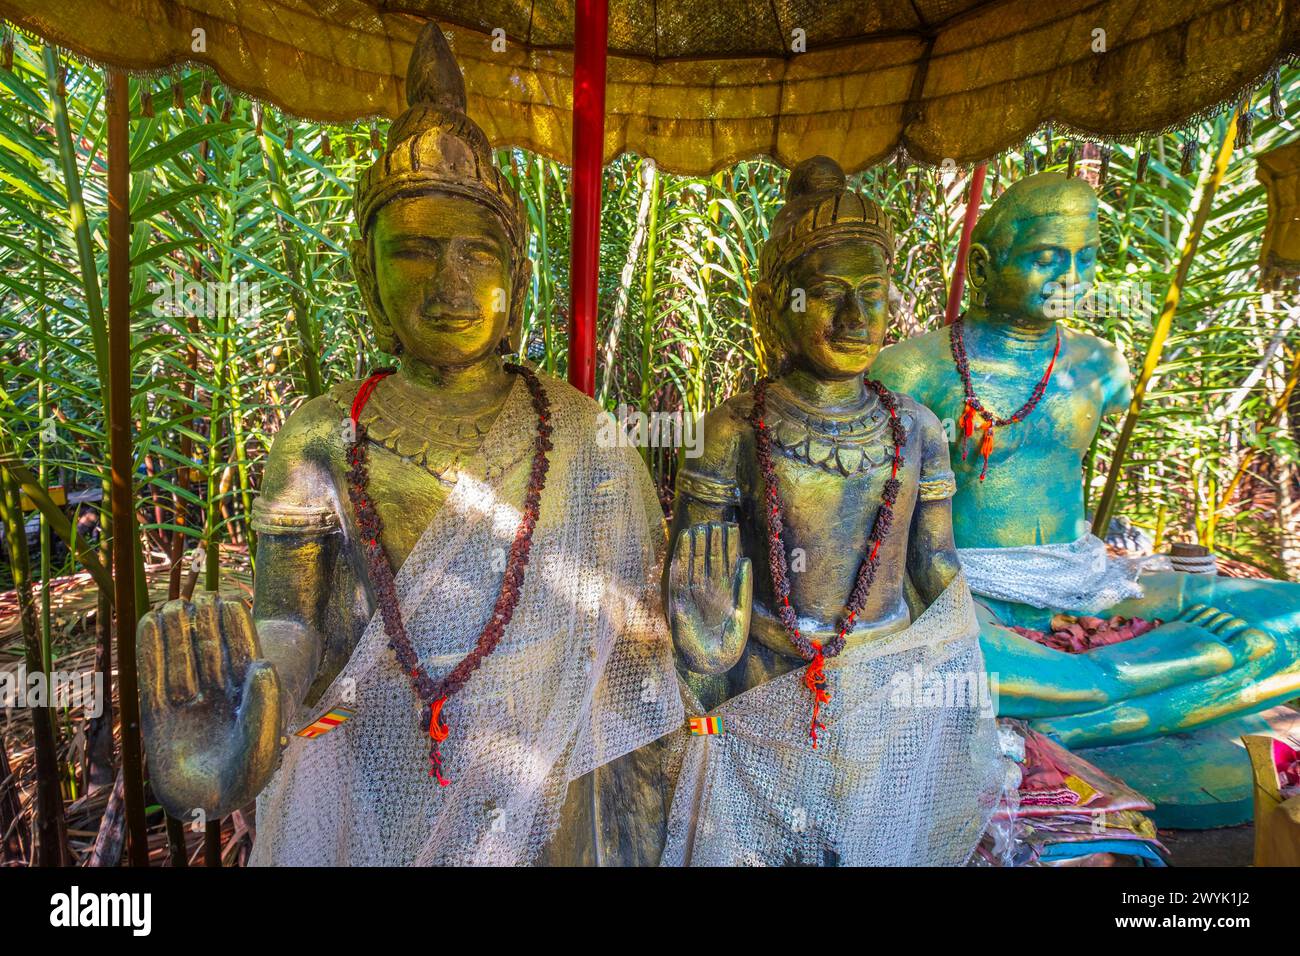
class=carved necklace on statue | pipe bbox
[345,362,552,785]
[949,316,1060,481]
[762,382,907,477]
[349,372,505,484]
[748,376,906,748]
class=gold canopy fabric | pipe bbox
[1257,139,1300,289]
[2,0,1297,173]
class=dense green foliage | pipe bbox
[1,34,1297,592]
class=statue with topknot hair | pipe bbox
[136,21,683,866]
[658,156,1006,866]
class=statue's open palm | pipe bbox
[668,521,752,674]
[137,591,282,820]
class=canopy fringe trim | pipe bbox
[3,8,1297,173]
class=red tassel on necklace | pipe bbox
[427,696,451,786]
[978,421,994,481]
[958,401,976,461]
[803,643,831,748]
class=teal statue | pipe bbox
[873,172,1300,826]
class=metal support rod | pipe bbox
[945,163,987,326]
[567,0,608,397]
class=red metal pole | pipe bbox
[568,0,608,396]
[944,162,988,326]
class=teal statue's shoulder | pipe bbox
[1062,324,1120,362]
[1060,326,1131,384]
[877,326,951,364]
[1060,326,1132,413]
[874,326,951,398]
[887,324,952,351]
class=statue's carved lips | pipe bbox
[827,330,875,347]
[1042,286,1088,306]
[423,311,479,329]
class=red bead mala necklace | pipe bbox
[950,317,1060,481]
[748,376,906,748]
[345,363,552,785]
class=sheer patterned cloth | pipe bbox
[250,372,682,866]
[661,573,1008,866]
[958,534,1145,615]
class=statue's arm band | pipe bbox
[676,470,741,507]
[250,499,341,535]
[918,471,957,502]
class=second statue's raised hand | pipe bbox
[668,521,752,675]
[136,591,282,821]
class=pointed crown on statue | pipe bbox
[759,156,894,288]
[354,21,526,260]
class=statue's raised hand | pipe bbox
[668,521,752,674]
[137,591,282,821]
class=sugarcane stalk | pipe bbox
[638,165,662,466]
[534,158,556,373]
[105,67,150,866]
[228,371,256,564]
[42,47,109,416]
[43,46,119,795]
[599,158,655,405]
[36,229,51,675]
[257,126,323,397]
[0,449,68,865]
[1092,110,1239,536]
[1207,342,1300,546]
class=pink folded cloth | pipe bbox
[1273,738,1300,798]
[997,720,1155,820]
[1019,788,1083,807]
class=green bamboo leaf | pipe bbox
[130,122,238,169]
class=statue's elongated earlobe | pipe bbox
[751,279,774,337]
[967,242,991,306]
[752,278,790,367]
[350,237,398,354]
[506,257,533,356]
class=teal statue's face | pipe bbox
[775,242,890,379]
[980,211,1099,324]
[371,193,513,367]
